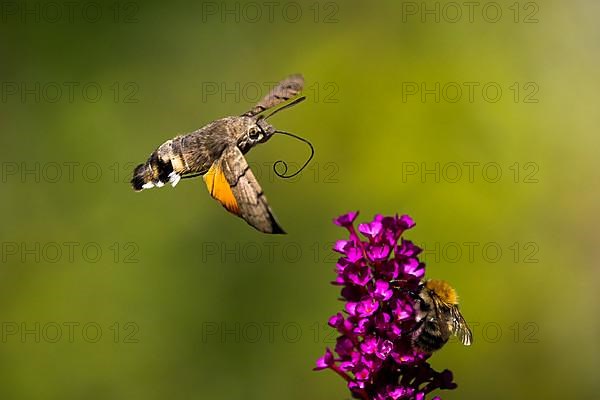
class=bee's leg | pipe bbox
[407,290,422,302]
[390,280,423,297]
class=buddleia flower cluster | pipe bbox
[314,212,457,400]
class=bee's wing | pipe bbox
[450,306,473,346]
[428,294,452,336]
[203,146,285,234]
[242,74,304,117]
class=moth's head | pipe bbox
[236,117,275,152]
[250,95,305,145]
[237,96,306,154]
[256,117,276,141]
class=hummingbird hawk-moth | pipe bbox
[131,74,308,234]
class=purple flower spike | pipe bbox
[334,211,359,228]
[399,214,416,230]
[336,336,355,357]
[392,298,414,321]
[315,212,459,400]
[334,239,351,254]
[360,336,379,354]
[401,258,425,279]
[314,348,334,371]
[373,280,393,301]
[397,239,422,257]
[356,298,379,317]
[359,220,383,240]
[366,244,391,262]
[388,386,414,400]
[346,264,372,287]
[346,246,364,263]
[328,313,344,328]
[376,339,393,360]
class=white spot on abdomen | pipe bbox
[169,172,181,187]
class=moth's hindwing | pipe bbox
[204,146,284,234]
[204,161,240,215]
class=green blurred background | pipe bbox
[1,0,599,399]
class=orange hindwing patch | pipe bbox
[204,162,240,215]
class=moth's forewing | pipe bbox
[243,74,304,117]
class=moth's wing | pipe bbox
[449,306,473,346]
[203,146,285,234]
[242,74,304,117]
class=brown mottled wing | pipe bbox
[242,74,304,117]
[449,306,473,346]
[204,146,285,234]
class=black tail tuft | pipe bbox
[131,164,146,191]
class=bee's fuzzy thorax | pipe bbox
[426,279,459,304]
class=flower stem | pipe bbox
[330,363,352,383]
[330,364,370,400]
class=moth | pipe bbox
[131,74,307,234]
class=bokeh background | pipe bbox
[1,0,599,399]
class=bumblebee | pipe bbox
[410,279,473,353]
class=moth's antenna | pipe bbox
[264,96,306,120]
[272,130,314,179]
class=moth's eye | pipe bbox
[249,127,261,140]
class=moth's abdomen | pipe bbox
[131,139,181,191]
[131,128,221,191]
[131,163,150,191]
